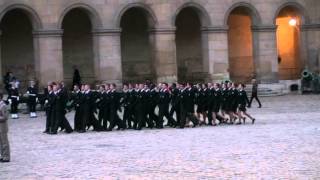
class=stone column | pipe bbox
[33,29,64,87]
[202,27,230,82]
[301,24,320,71]
[149,28,178,83]
[92,29,123,85]
[252,25,279,83]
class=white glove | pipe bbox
[36,98,39,103]
[17,97,20,101]
[8,99,12,104]
[45,100,48,104]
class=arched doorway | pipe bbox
[0,9,36,89]
[61,8,95,86]
[120,7,155,83]
[175,7,204,83]
[227,6,255,83]
[276,6,303,80]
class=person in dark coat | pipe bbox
[43,84,54,133]
[70,84,82,132]
[158,83,176,128]
[178,83,199,128]
[26,81,38,118]
[237,84,255,124]
[79,84,102,132]
[72,66,81,88]
[50,83,73,134]
[107,83,125,131]
[3,72,14,94]
[169,83,180,126]
[248,78,262,108]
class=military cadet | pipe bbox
[158,83,176,128]
[96,85,105,128]
[169,83,180,126]
[179,83,199,128]
[229,83,240,124]
[127,84,137,128]
[220,83,229,123]
[195,84,204,124]
[135,84,146,130]
[43,83,54,133]
[146,84,158,128]
[71,84,82,132]
[8,82,19,119]
[80,84,102,132]
[26,81,38,118]
[107,83,125,131]
[237,84,255,124]
[50,83,73,134]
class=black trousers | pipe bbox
[249,92,261,107]
[123,106,135,128]
[28,100,36,113]
[180,107,198,128]
[108,108,125,131]
[10,100,18,114]
[159,103,176,127]
[74,107,82,131]
[169,104,180,125]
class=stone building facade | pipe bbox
[0,0,319,88]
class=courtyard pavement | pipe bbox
[1,94,320,179]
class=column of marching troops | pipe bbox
[7,80,256,135]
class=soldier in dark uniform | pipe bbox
[237,84,255,124]
[8,82,19,119]
[248,78,262,108]
[195,84,204,125]
[79,84,102,132]
[229,83,240,124]
[179,83,199,128]
[121,84,137,129]
[26,81,38,118]
[144,84,156,129]
[158,83,176,128]
[220,83,229,122]
[169,83,180,126]
[70,84,82,132]
[50,83,73,134]
[207,83,215,126]
[43,84,54,133]
[135,84,147,130]
[96,85,105,128]
[107,83,125,131]
[101,84,111,131]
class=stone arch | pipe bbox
[224,2,261,26]
[58,3,102,29]
[115,2,158,28]
[172,2,211,27]
[273,1,310,25]
[0,3,42,30]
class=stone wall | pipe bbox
[0,0,318,88]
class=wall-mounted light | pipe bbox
[289,18,297,26]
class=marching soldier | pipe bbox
[26,81,38,118]
[107,83,125,131]
[179,83,199,128]
[8,82,19,119]
[158,83,176,128]
[237,84,255,124]
[71,84,82,132]
[169,83,180,125]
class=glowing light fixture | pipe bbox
[289,18,297,26]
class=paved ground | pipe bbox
[1,94,320,179]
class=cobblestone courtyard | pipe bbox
[1,94,320,179]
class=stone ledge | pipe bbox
[251,25,277,32]
[201,26,229,33]
[301,24,320,31]
[32,29,63,37]
[92,28,122,36]
[149,27,176,34]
